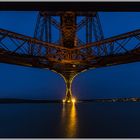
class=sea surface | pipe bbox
[0,102,140,138]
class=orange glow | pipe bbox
[62,98,76,103]
[72,98,76,103]
[61,102,77,137]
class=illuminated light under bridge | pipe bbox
[0,11,140,103]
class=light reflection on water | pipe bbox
[1,102,140,137]
[61,103,78,137]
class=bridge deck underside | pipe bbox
[0,49,140,75]
[0,28,140,75]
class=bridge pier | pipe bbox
[64,77,73,102]
[60,73,77,103]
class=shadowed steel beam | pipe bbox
[75,29,140,50]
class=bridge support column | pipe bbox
[61,74,77,103]
[64,78,73,102]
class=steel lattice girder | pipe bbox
[0,28,140,74]
[0,11,140,77]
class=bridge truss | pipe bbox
[0,11,140,102]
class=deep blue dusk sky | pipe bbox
[0,11,140,100]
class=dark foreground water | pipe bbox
[0,102,140,138]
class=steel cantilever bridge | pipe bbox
[0,11,140,103]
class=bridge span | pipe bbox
[0,11,140,102]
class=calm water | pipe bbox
[0,102,140,138]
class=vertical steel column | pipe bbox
[61,12,76,49]
[86,16,89,44]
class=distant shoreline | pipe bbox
[0,97,140,103]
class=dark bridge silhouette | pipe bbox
[0,11,140,102]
